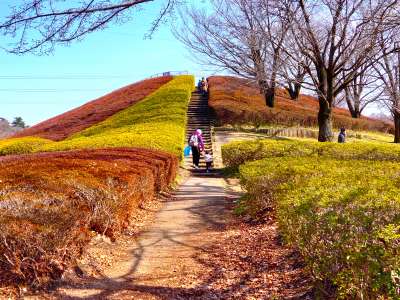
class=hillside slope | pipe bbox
[0,75,194,289]
[208,76,393,133]
[13,76,173,141]
[0,76,194,158]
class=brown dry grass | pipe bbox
[208,76,393,133]
[0,147,178,289]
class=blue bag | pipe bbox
[184,145,191,157]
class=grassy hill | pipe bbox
[0,75,194,288]
[0,75,193,157]
[208,76,393,133]
[13,76,173,141]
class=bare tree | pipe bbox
[336,64,383,118]
[0,0,181,54]
[175,0,290,108]
[284,0,397,141]
[284,64,307,100]
[280,48,309,100]
[374,33,400,142]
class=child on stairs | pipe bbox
[204,150,213,173]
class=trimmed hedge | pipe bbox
[222,138,400,168]
[239,157,400,298]
[0,147,178,287]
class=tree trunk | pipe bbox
[394,112,400,143]
[286,82,301,100]
[344,86,361,118]
[266,52,279,108]
[351,91,361,118]
[318,99,334,142]
[318,100,334,142]
[317,67,334,142]
[353,90,361,118]
[265,87,275,107]
[351,110,361,118]
[294,81,301,99]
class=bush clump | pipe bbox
[0,137,52,156]
[0,75,194,158]
[40,75,194,157]
[239,157,400,298]
[0,75,191,289]
[0,147,178,288]
[222,138,400,168]
[232,139,400,298]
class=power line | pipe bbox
[0,88,107,93]
[0,75,135,80]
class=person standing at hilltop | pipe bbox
[200,77,208,95]
[197,79,203,91]
[188,129,204,169]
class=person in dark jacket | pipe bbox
[197,79,203,91]
[338,128,346,143]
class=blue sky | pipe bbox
[0,1,217,126]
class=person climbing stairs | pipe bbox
[184,90,214,172]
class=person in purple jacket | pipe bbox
[188,129,204,169]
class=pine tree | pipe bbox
[11,117,26,128]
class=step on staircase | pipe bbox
[184,90,215,174]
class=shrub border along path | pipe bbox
[223,138,400,298]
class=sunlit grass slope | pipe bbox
[13,76,173,141]
[0,75,194,158]
[0,137,52,156]
[222,137,400,168]
[38,75,194,157]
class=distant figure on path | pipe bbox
[199,77,208,95]
[188,129,204,169]
[338,128,346,143]
[197,79,203,91]
[204,150,213,173]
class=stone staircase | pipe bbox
[184,90,214,171]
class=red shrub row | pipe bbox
[13,76,173,141]
[0,147,178,287]
[208,76,393,133]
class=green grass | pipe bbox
[0,137,52,156]
[229,138,400,298]
[0,75,194,158]
[222,138,400,169]
[239,156,400,298]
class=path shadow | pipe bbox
[46,178,312,299]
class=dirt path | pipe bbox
[51,175,231,299]
[19,129,313,299]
